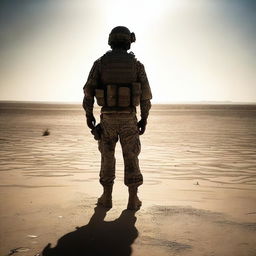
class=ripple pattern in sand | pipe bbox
[0,104,255,190]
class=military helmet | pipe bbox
[108,26,136,49]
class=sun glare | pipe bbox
[104,0,181,32]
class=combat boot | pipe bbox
[127,186,142,210]
[97,185,113,208]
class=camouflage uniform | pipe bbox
[83,50,152,188]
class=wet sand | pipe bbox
[0,103,256,256]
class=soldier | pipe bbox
[83,26,152,210]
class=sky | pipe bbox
[0,0,255,103]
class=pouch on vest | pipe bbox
[95,89,105,106]
[107,85,117,107]
[118,87,131,107]
[132,82,141,106]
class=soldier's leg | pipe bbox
[97,115,118,208]
[119,115,143,187]
[98,116,118,186]
[119,114,143,210]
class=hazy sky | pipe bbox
[0,0,255,103]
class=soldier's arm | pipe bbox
[137,61,152,121]
[82,60,100,118]
[140,100,151,120]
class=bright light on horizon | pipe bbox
[0,0,255,103]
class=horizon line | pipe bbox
[0,100,256,105]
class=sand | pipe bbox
[0,103,256,256]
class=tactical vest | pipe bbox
[94,51,141,110]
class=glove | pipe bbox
[137,119,147,135]
[86,115,96,129]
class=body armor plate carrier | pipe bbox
[94,51,141,110]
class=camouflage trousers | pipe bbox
[98,112,143,187]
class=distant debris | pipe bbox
[42,129,50,136]
[7,247,30,255]
[27,234,38,238]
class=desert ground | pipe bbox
[0,103,256,256]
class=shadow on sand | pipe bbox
[42,206,138,256]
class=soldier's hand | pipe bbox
[91,124,102,140]
[137,119,147,135]
[86,115,96,129]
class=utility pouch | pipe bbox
[95,89,105,106]
[132,82,141,106]
[107,85,117,107]
[118,87,131,107]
